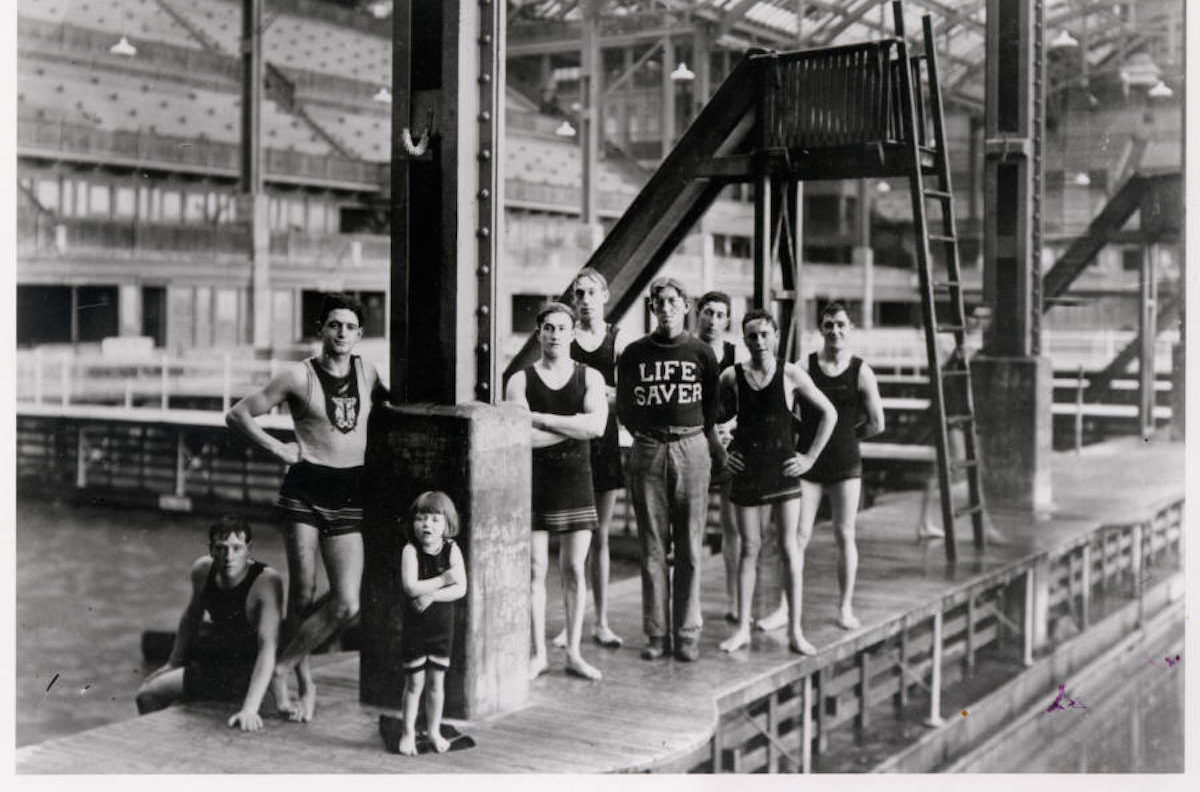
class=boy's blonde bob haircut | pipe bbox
[407,490,461,539]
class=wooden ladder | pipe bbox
[895,7,986,562]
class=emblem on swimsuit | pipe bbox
[330,395,359,432]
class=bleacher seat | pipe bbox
[19,0,204,51]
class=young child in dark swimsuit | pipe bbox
[397,491,467,756]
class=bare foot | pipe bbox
[789,630,817,655]
[271,666,295,717]
[550,629,567,649]
[755,606,788,632]
[565,653,603,680]
[917,522,945,541]
[592,626,623,649]
[397,732,417,756]
[429,728,451,753]
[719,628,752,653]
[291,683,317,723]
[837,608,861,630]
[529,653,548,680]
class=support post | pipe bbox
[766,692,779,772]
[855,179,874,329]
[1022,567,1034,666]
[241,0,270,350]
[801,674,813,773]
[1138,244,1158,439]
[977,0,1053,515]
[1080,542,1091,628]
[361,404,530,718]
[925,609,944,726]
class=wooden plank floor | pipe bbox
[16,436,1185,773]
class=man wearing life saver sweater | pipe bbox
[617,277,726,662]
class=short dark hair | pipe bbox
[648,276,688,304]
[408,490,461,539]
[571,268,608,293]
[318,293,366,327]
[697,291,732,315]
[536,301,577,328]
[742,308,778,331]
[209,514,252,545]
[818,300,853,325]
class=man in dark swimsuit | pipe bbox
[136,515,284,732]
[718,311,836,655]
[506,302,608,681]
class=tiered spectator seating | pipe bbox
[19,0,204,51]
[167,0,391,84]
[303,105,390,161]
[507,134,642,197]
[18,60,334,155]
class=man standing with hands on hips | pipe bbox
[618,277,726,662]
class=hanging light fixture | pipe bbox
[670,61,695,82]
[1049,30,1080,50]
[111,0,136,56]
[373,86,392,103]
[365,0,392,18]
[1072,172,1091,186]
[875,180,892,194]
[555,120,576,137]
[1148,80,1174,99]
[110,35,137,56]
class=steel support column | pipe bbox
[389,0,502,405]
[972,0,1053,514]
[241,0,270,350]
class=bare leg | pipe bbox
[276,531,364,721]
[135,667,185,714]
[398,666,424,756]
[529,530,549,679]
[761,484,819,632]
[424,666,451,752]
[562,530,602,679]
[830,478,862,630]
[720,504,762,653]
[776,497,816,654]
[274,521,321,716]
[917,474,944,539]
[589,489,623,647]
[718,482,740,622]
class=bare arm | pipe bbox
[857,363,886,439]
[505,370,570,448]
[717,367,746,473]
[228,568,284,731]
[401,543,464,598]
[426,544,467,603]
[531,368,608,440]
[156,558,208,675]
[225,366,306,464]
[784,364,838,477]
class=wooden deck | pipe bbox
[16,435,1186,773]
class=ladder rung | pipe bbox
[924,189,952,200]
[942,367,971,377]
[936,324,966,333]
[954,502,985,519]
[933,280,961,289]
[919,144,939,154]
[928,234,957,243]
[946,414,974,427]
[951,459,978,472]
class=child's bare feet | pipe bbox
[550,629,567,649]
[719,627,752,653]
[429,729,451,753]
[565,653,602,680]
[397,732,417,756]
[755,606,788,632]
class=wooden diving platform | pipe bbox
[16,436,1185,773]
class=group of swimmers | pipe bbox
[134,279,885,754]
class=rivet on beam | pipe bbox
[478,305,491,316]
[476,227,490,238]
[477,264,491,276]
[479,73,491,84]
[478,149,491,161]
[478,111,491,122]
[479,34,492,45]
[477,188,490,200]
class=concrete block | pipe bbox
[969,354,1053,514]
[360,402,531,719]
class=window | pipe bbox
[161,190,182,222]
[877,301,915,328]
[36,178,59,212]
[1122,247,1142,272]
[184,191,207,223]
[88,183,110,217]
[114,186,136,218]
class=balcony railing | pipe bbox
[18,117,386,189]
